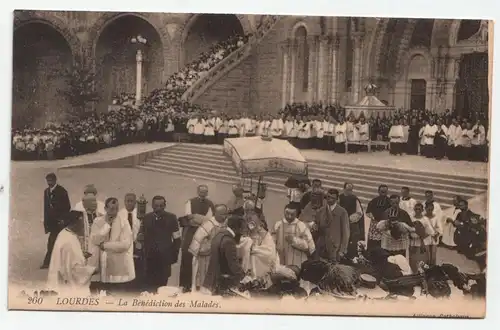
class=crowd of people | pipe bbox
[44,171,486,299]
[11,34,251,161]
[11,28,488,164]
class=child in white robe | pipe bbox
[424,202,443,266]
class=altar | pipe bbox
[345,83,396,119]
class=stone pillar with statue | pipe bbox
[130,35,148,106]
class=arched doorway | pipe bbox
[293,26,309,103]
[12,22,73,128]
[183,14,244,65]
[454,52,489,118]
[95,15,163,112]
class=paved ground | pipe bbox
[9,159,480,288]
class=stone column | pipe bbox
[317,36,330,102]
[135,49,143,105]
[289,39,297,104]
[307,35,319,103]
[443,56,461,111]
[351,32,364,104]
[280,39,291,109]
[329,34,340,103]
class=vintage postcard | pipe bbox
[8,10,490,318]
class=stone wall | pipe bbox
[194,56,253,114]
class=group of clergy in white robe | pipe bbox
[47,185,141,296]
[387,118,487,161]
[185,113,370,153]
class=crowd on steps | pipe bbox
[11,33,250,161]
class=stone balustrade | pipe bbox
[181,15,281,103]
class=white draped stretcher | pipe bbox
[223,136,308,178]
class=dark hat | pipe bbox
[227,215,245,234]
[67,210,84,226]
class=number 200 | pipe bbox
[28,297,44,305]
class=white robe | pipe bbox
[447,124,460,146]
[228,120,239,135]
[399,197,417,215]
[347,121,359,142]
[471,124,486,146]
[239,118,252,137]
[47,229,95,295]
[297,121,311,139]
[204,118,216,136]
[270,119,284,137]
[284,120,295,137]
[389,125,404,143]
[334,123,347,143]
[239,231,277,278]
[214,117,223,132]
[314,121,325,139]
[442,208,459,247]
[357,123,369,142]
[458,129,474,147]
[74,201,106,216]
[423,124,438,145]
[186,118,196,134]
[193,119,206,135]
[324,122,335,137]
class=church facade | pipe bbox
[12,11,490,127]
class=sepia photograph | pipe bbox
[7,8,491,318]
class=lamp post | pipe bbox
[130,34,147,106]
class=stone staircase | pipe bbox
[181,15,281,103]
[136,144,488,209]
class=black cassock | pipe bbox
[43,184,71,267]
[142,210,181,293]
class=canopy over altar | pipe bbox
[345,83,396,119]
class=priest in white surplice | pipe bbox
[47,210,96,295]
[447,118,461,160]
[422,118,438,158]
[442,196,460,248]
[471,119,487,162]
[346,116,360,153]
[334,117,347,153]
[239,114,253,137]
[270,115,284,138]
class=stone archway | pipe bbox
[93,14,164,112]
[12,21,74,128]
[177,14,249,66]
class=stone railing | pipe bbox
[180,15,281,103]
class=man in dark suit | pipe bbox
[202,215,245,295]
[315,188,350,263]
[142,195,181,293]
[42,172,71,269]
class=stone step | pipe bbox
[143,158,458,207]
[137,144,488,210]
[152,150,486,195]
[172,144,488,186]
